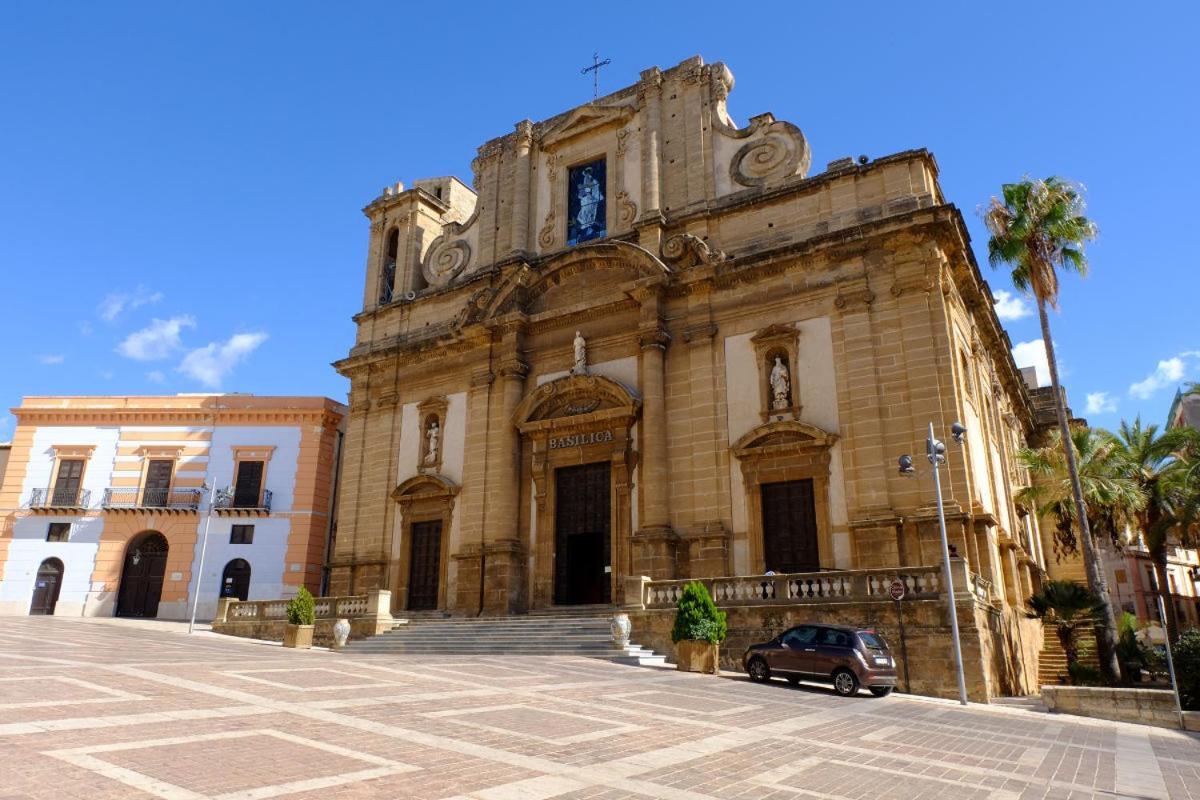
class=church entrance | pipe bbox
[761,479,820,573]
[30,558,64,615]
[407,520,442,611]
[554,461,611,605]
[116,531,168,618]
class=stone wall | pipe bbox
[628,594,1040,703]
[1042,686,1198,730]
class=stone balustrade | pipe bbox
[211,589,394,646]
[635,565,950,610]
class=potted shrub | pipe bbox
[671,581,726,674]
[283,587,316,649]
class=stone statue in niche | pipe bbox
[769,356,791,409]
[424,420,440,465]
[571,331,589,376]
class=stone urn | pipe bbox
[610,613,631,649]
[332,618,351,650]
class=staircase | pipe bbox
[1037,626,1099,686]
[341,609,666,666]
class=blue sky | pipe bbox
[2,2,1196,441]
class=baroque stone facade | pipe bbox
[330,56,1047,668]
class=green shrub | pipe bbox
[285,587,316,626]
[1116,612,1142,673]
[671,581,727,644]
[1174,628,1200,710]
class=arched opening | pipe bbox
[116,531,169,618]
[29,558,64,615]
[379,228,399,304]
[220,558,251,601]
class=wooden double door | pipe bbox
[761,479,820,573]
[30,558,64,615]
[407,520,442,611]
[554,461,611,606]
[116,532,169,618]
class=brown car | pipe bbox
[743,624,897,697]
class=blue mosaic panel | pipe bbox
[567,158,606,246]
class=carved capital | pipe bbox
[834,287,875,310]
[638,327,671,351]
[682,322,718,344]
[470,369,495,388]
[498,359,530,380]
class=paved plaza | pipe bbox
[0,618,1196,799]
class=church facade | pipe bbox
[329,56,1046,627]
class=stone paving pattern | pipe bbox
[0,618,1196,799]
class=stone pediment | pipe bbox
[540,101,638,150]
[513,374,641,430]
[732,420,837,456]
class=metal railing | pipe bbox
[28,487,91,509]
[101,487,202,511]
[213,487,273,512]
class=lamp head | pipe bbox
[951,422,967,444]
[926,437,946,464]
[898,454,916,476]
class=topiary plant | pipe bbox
[285,586,316,626]
[671,581,727,644]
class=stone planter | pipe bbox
[676,640,719,674]
[283,624,314,649]
[332,618,351,650]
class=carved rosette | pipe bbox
[422,237,471,287]
[730,120,811,187]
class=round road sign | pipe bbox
[888,580,906,601]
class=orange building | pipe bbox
[0,394,344,619]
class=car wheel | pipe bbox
[869,686,893,698]
[786,676,801,686]
[747,657,771,683]
[832,669,859,697]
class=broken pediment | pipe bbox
[732,420,837,456]
[513,374,641,428]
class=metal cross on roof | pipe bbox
[581,52,612,100]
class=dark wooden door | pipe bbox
[233,461,264,508]
[116,533,168,618]
[143,460,173,506]
[30,559,64,615]
[52,459,84,506]
[761,479,819,573]
[407,520,442,610]
[554,461,611,605]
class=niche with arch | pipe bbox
[378,228,399,305]
[750,324,802,422]
[417,396,448,473]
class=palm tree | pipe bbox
[1017,426,1144,559]
[1109,418,1200,643]
[1029,580,1107,684]
[984,176,1119,682]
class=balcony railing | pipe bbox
[102,487,202,511]
[213,487,273,513]
[28,487,91,509]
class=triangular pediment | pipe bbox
[541,102,637,150]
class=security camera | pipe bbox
[951,422,967,444]
[898,455,916,476]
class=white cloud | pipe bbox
[993,290,1031,321]
[177,332,268,389]
[98,285,163,322]
[1012,339,1050,388]
[1129,357,1185,399]
[37,354,65,365]
[146,370,166,384]
[1085,391,1118,415]
[116,316,195,361]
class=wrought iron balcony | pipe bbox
[101,487,202,512]
[213,487,273,514]
[28,487,91,510]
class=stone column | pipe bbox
[636,67,664,254]
[482,356,528,613]
[634,308,676,578]
[509,120,533,256]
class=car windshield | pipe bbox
[858,631,888,651]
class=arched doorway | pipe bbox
[220,558,251,601]
[30,558,64,615]
[116,531,168,618]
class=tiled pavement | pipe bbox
[0,618,1196,799]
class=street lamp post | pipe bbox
[188,482,218,635]
[900,421,970,706]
